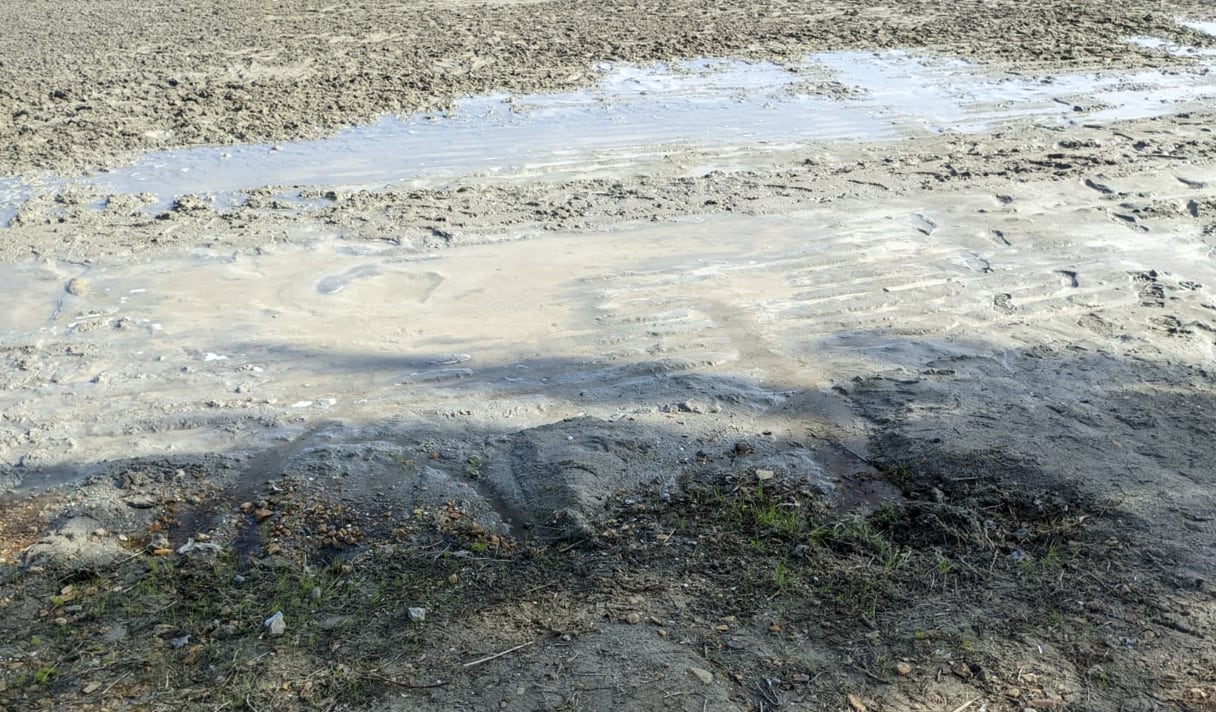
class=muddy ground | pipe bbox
[3,0,1216,710]
[3,0,1215,176]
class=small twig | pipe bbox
[462,639,537,668]
[244,694,261,712]
[852,663,888,684]
[949,698,979,712]
[100,671,131,696]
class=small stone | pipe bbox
[125,494,158,509]
[626,612,642,624]
[688,667,713,684]
[169,634,190,649]
[240,501,254,513]
[264,611,286,637]
[894,661,913,676]
[952,662,973,679]
[253,508,274,522]
[1005,687,1023,699]
[447,573,459,584]
[755,469,776,481]
[82,681,101,694]
[408,607,426,622]
[848,694,867,712]
[65,278,90,296]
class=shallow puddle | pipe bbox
[4,42,1216,223]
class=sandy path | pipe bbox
[4,131,1215,569]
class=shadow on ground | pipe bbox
[1,337,1215,711]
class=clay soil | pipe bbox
[2,1,1216,711]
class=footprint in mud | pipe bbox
[394,354,474,383]
[1130,270,1165,307]
[909,213,937,236]
[1109,210,1149,232]
[962,252,992,273]
[1149,315,1193,336]
[316,264,382,294]
[317,266,444,303]
[1078,312,1118,338]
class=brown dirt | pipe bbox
[1,0,1214,175]
[2,463,1212,712]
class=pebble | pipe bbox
[408,607,427,622]
[626,612,642,624]
[848,694,867,712]
[65,277,90,296]
[895,661,913,676]
[124,494,158,509]
[264,611,286,637]
[688,666,714,684]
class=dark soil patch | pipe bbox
[0,464,1212,710]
